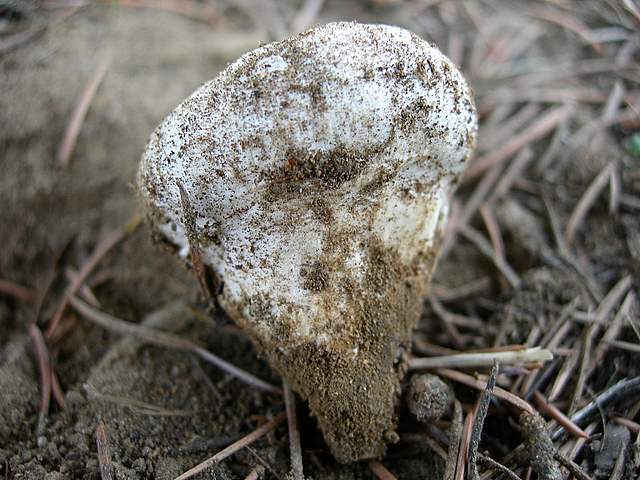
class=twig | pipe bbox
[564,162,615,246]
[96,421,115,480]
[29,323,52,437]
[429,297,466,349]
[477,453,523,480]
[46,215,142,338]
[554,452,592,480]
[552,377,640,440]
[283,381,303,480]
[51,367,66,410]
[430,277,492,302]
[444,401,463,480]
[57,58,111,167]
[0,278,35,303]
[69,296,282,395]
[464,106,571,181]
[104,0,217,24]
[458,226,522,289]
[368,460,397,480]
[568,325,594,415]
[422,431,448,460]
[436,368,535,415]
[611,416,640,433]
[469,363,498,480]
[532,391,589,439]
[409,347,552,370]
[175,413,286,480]
[85,383,191,416]
[455,411,474,480]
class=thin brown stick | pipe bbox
[46,215,141,339]
[564,162,615,246]
[368,460,397,480]
[57,58,110,167]
[422,431,448,460]
[69,296,282,395]
[444,401,463,480]
[51,366,66,410]
[96,420,115,480]
[611,416,640,433]
[477,453,523,480]
[436,368,535,415]
[175,413,286,480]
[429,297,466,349]
[554,452,593,480]
[455,411,474,480]
[532,391,589,439]
[0,278,35,303]
[29,323,52,436]
[527,6,603,54]
[430,277,492,302]
[464,106,571,181]
[283,381,303,480]
[479,204,504,260]
[105,0,217,24]
[458,226,521,289]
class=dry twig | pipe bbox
[175,413,286,480]
[69,296,282,395]
[57,58,110,167]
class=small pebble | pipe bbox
[407,373,450,422]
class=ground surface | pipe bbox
[0,0,639,479]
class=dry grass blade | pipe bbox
[564,162,615,247]
[57,58,110,167]
[458,226,521,289]
[175,412,286,480]
[96,421,115,480]
[0,278,35,303]
[368,460,397,480]
[409,347,552,370]
[532,391,589,439]
[29,323,52,436]
[46,215,142,339]
[436,368,535,415]
[283,381,303,480]
[464,106,571,181]
[469,363,498,480]
[69,296,282,395]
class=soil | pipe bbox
[1,1,639,479]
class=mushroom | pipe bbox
[137,22,477,462]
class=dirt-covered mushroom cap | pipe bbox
[137,21,477,463]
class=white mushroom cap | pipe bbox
[138,22,477,462]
